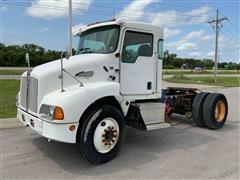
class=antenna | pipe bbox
[68,0,72,56]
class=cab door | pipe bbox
[120,30,155,95]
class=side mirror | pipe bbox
[163,50,169,60]
[25,53,30,67]
[61,51,70,60]
[65,52,70,60]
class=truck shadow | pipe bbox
[32,114,238,176]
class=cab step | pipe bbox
[146,122,171,131]
[126,102,171,131]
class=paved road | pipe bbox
[1,87,239,179]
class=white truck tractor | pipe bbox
[16,19,228,164]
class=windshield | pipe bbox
[76,25,120,55]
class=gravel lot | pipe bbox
[1,86,239,179]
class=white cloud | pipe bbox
[117,2,211,26]
[188,51,201,57]
[167,30,205,51]
[184,30,205,40]
[26,0,93,20]
[201,34,215,41]
[167,30,207,53]
[219,36,240,49]
[206,51,215,57]
[114,0,237,62]
[150,6,211,27]
[150,11,179,27]
[38,27,49,32]
[164,28,182,38]
[186,5,211,16]
[177,42,198,51]
[117,0,158,21]
[72,23,85,36]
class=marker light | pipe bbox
[69,125,76,131]
[54,106,64,120]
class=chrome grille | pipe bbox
[28,77,38,112]
[20,77,27,108]
[20,76,38,113]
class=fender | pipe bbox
[40,82,122,124]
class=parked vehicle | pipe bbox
[194,66,205,72]
[16,19,228,164]
[181,63,192,70]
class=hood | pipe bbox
[20,53,119,112]
[32,53,117,79]
[30,53,119,86]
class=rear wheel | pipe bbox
[192,92,210,127]
[77,105,126,164]
[203,93,228,129]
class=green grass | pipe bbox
[0,80,20,118]
[163,69,240,75]
[164,75,240,87]
[0,70,25,75]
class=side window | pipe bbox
[122,31,153,63]
[158,39,164,59]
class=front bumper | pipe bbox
[17,108,78,143]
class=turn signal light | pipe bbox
[54,106,64,120]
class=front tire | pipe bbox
[77,105,126,164]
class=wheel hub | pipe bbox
[215,100,226,122]
[102,126,117,145]
[93,118,119,153]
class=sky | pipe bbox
[0,0,239,62]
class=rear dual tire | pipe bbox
[192,92,210,127]
[192,93,228,129]
[203,93,228,129]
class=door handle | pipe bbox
[147,82,152,90]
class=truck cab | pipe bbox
[17,19,228,164]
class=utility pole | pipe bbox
[208,10,228,82]
[68,0,72,56]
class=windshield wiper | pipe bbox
[77,48,95,54]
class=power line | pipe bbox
[227,19,239,35]
[218,10,239,41]
[2,1,212,24]
[4,0,215,19]
[223,26,240,41]
[218,10,239,34]
[207,10,228,82]
[3,0,213,22]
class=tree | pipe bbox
[0,43,63,67]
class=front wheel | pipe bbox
[77,105,126,164]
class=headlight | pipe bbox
[16,92,20,107]
[39,104,64,120]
